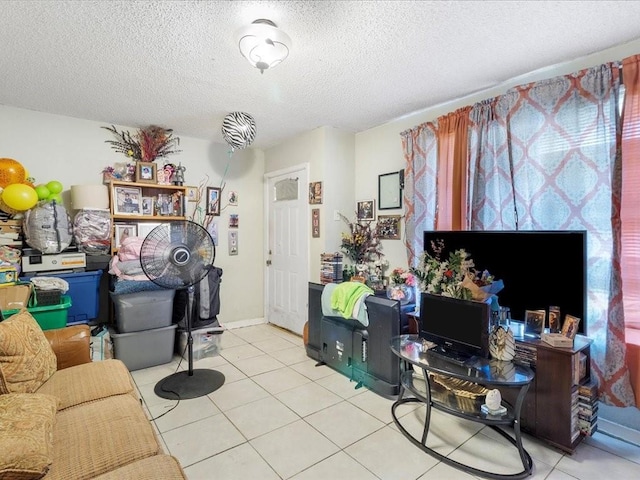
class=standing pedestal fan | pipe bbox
[140,220,224,400]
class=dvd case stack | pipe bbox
[320,253,343,285]
[514,342,537,367]
[578,381,598,436]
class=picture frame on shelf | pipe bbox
[524,309,546,338]
[114,186,142,215]
[377,214,401,239]
[206,187,221,215]
[141,196,154,216]
[378,170,403,210]
[356,200,375,221]
[561,314,581,339]
[135,162,157,183]
[114,223,137,249]
[137,222,163,239]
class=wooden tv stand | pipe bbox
[500,331,593,453]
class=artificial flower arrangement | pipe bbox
[390,267,417,287]
[102,125,181,162]
[411,239,503,301]
[339,213,383,265]
[387,267,417,302]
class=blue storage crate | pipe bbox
[40,271,102,324]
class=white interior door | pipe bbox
[265,166,308,335]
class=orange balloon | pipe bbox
[0,158,26,188]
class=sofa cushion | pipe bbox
[0,392,58,480]
[36,359,136,410]
[0,309,57,394]
[90,455,186,480]
[45,394,161,480]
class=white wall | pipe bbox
[0,104,265,326]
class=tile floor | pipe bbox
[130,323,640,480]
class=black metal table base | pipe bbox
[392,396,533,480]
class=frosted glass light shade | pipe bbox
[236,19,291,74]
[71,184,109,210]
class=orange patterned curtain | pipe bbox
[621,54,640,405]
[435,107,471,230]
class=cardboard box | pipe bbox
[541,332,574,348]
[0,283,31,311]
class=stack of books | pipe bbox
[578,381,598,436]
[0,219,23,248]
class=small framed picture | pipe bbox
[114,223,137,249]
[229,214,238,228]
[114,186,142,215]
[228,190,238,206]
[186,186,199,202]
[137,222,163,239]
[141,197,154,215]
[357,200,375,221]
[135,162,157,183]
[312,208,320,238]
[548,306,561,333]
[309,181,322,204]
[524,309,546,338]
[206,187,221,215]
[561,314,581,339]
[228,230,238,255]
[377,214,401,239]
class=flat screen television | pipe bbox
[419,292,490,362]
[421,230,587,334]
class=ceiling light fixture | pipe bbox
[236,19,291,74]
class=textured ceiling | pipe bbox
[1,1,640,149]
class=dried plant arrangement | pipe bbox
[102,125,181,162]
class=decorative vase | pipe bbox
[489,325,515,361]
[386,284,415,305]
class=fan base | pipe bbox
[154,369,225,400]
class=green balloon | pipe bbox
[34,184,50,200]
[46,180,63,194]
[47,192,63,203]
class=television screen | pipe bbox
[419,292,490,361]
[422,230,587,334]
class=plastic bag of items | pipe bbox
[73,208,111,255]
[23,201,73,254]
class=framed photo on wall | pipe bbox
[136,162,157,183]
[377,215,401,239]
[312,208,320,238]
[113,186,141,215]
[309,182,322,204]
[357,200,375,221]
[206,187,221,215]
[378,170,403,210]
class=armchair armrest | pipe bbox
[43,324,91,369]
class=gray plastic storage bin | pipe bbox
[111,289,176,333]
[109,324,177,371]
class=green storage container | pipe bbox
[2,295,72,330]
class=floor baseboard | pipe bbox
[599,417,640,447]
